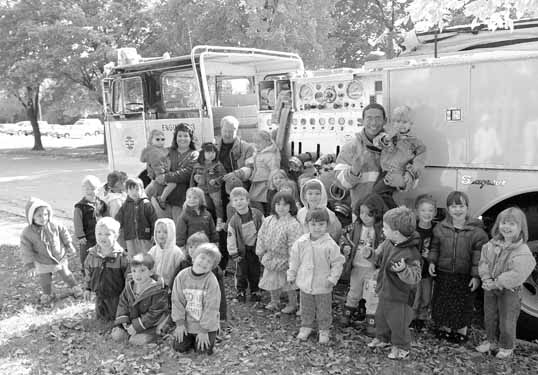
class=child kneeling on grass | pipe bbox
[171,243,222,355]
[364,207,421,360]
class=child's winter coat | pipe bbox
[240,142,281,202]
[341,220,384,279]
[84,244,129,298]
[74,197,104,247]
[296,178,342,241]
[115,197,158,241]
[148,218,185,287]
[176,206,218,247]
[479,239,536,290]
[115,274,169,332]
[190,161,227,194]
[288,233,345,295]
[20,197,73,268]
[227,206,265,259]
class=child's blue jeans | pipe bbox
[484,289,521,350]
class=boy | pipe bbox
[364,207,421,359]
[74,175,104,276]
[226,187,264,302]
[84,217,129,322]
[115,178,158,257]
[411,194,437,331]
[171,243,222,355]
[112,253,169,345]
[373,105,427,209]
[296,179,342,241]
[288,209,345,344]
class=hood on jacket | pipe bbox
[299,178,328,209]
[25,197,52,225]
[154,218,176,250]
[395,231,421,248]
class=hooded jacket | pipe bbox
[240,142,281,202]
[115,196,158,241]
[74,197,104,245]
[114,274,169,333]
[148,218,185,287]
[287,233,345,295]
[84,243,129,298]
[369,233,422,304]
[334,129,382,208]
[479,238,536,290]
[176,206,218,247]
[428,218,489,277]
[20,197,73,267]
[296,179,342,241]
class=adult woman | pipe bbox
[154,123,198,224]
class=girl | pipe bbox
[141,129,176,207]
[340,193,386,325]
[277,179,301,209]
[266,169,288,210]
[256,192,304,313]
[191,142,227,231]
[148,218,185,287]
[99,170,128,218]
[176,187,218,248]
[476,207,536,358]
[428,191,489,343]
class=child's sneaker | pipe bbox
[495,348,513,359]
[265,302,280,311]
[319,330,330,344]
[476,340,496,353]
[281,304,297,314]
[367,338,390,348]
[388,346,409,360]
[297,327,312,341]
[71,286,84,298]
[234,291,246,303]
[250,292,262,302]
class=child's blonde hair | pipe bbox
[82,175,101,189]
[383,207,416,237]
[183,187,207,209]
[255,130,273,146]
[125,177,144,191]
[230,186,249,200]
[491,207,528,243]
[96,217,120,235]
[147,129,165,146]
[186,231,210,257]
[392,105,413,122]
[268,169,288,190]
[192,243,222,268]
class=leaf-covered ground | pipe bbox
[1,242,538,375]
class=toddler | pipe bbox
[171,243,222,355]
[112,253,169,345]
[364,207,422,360]
[191,142,227,230]
[141,129,176,207]
[84,217,129,322]
[115,178,158,257]
[373,105,427,209]
[288,209,345,344]
[476,207,536,359]
[21,197,82,304]
[256,192,303,313]
[176,187,218,248]
[148,218,185,287]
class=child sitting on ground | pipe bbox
[227,187,265,303]
[112,253,169,345]
[364,207,421,360]
[141,129,176,208]
[476,207,536,359]
[176,187,218,248]
[373,105,427,209]
[115,178,158,257]
[256,192,304,313]
[288,209,345,344]
[84,217,129,322]
[171,243,222,355]
[21,197,83,304]
[148,218,185,287]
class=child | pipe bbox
[140,129,176,207]
[84,217,129,321]
[176,187,218,248]
[20,197,83,304]
[364,207,422,359]
[373,105,427,209]
[287,209,345,344]
[428,191,489,343]
[171,243,222,355]
[74,175,105,276]
[191,142,227,230]
[297,178,342,241]
[266,169,288,210]
[99,170,128,218]
[476,207,536,358]
[278,179,301,210]
[148,218,185,287]
[112,253,169,345]
[236,130,281,213]
[411,194,437,331]
[256,192,303,313]
[227,187,264,303]
[115,178,158,257]
[340,193,385,325]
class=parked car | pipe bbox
[5,121,48,136]
[0,123,14,134]
[52,118,104,138]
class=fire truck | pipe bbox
[102,22,538,337]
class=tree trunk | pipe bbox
[27,86,44,151]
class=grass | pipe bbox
[0,144,107,162]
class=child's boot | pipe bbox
[388,346,409,360]
[297,327,312,341]
[234,290,246,303]
[356,299,367,322]
[340,306,355,326]
[281,290,298,314]
[266,290,280,311]
[319,330,330,344]
[476,340,496,353]
[495,348,513,359]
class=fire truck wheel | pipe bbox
[517,310,538,341]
